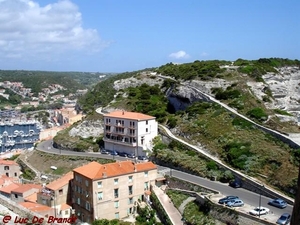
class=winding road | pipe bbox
[36,140,293,222]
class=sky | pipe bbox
[0,0,299,73]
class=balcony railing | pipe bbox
[103,138,137,146]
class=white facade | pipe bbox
[103,111,158,156]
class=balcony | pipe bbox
[115,123,124,127]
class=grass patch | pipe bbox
[166,190,190,208]
[183,201,215,225]
[274,109,293,116]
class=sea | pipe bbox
[0,121,41,153]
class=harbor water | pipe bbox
[0,121,41,153]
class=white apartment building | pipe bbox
[103,111,158,156]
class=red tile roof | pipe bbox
[46,172,73,191]
[19,202,53,213]
[0,159,19,166]
[0,183,21,194]
[73,161,157,180]
[104,111,155,120]
[11,184,41,194]
[24,192,38,203]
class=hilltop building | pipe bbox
[103,111,158,156]
[72,161,157,223]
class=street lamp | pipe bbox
[258,184,264,218]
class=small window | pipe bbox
[146,120,148,125]
[85,180,89,187]
[97,181,102,188]
[146,128,148,132]
[128,186,133,195]
[86,202,90,211]
[97,192,103,200]
[114,201,119,209]
[65,210,69,215]
[59,189,63,195]
[14,172,17,177]
[114,178,118,185]
[77,198,80,205]
[5,173,9,177]
[14,194,18,198]
[144,182,149,190]
[115,212,119,219]
[128,197,133,205]
[144,171,148,177]
[4,166,9,170]
[114,188,119,198]
[128,176,133,182]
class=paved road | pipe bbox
[36,140,293,221]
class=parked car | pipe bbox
[268,198,287,209]
[109,150,118,156]
[276,213,291,225]
[226,199,244,207]
[249,207,270,216]
[100,149,110,154]
[127,153,136,158]
[118,152,128,157]
[138,156,148,161]
[229,180,242,188]
[218,196,239,204]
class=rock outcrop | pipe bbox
[69,120,103,138]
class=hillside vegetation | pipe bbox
[73,58,300,195]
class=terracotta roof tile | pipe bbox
[0,183,21,194]
[104,111,155,120]
[74,161,157,180]
[60,203,72,210]
[12,184,41,194]
[19,202,53,213]
[0,159,19,166]
[46,171,73,191]
[24,192,38,203]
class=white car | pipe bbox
[249,207,270,216]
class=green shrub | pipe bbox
[246,107,268,121]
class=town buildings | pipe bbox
[0,159,21,180]
[103,111,158,157]
[37,172,73,219]
[72,161,157,223]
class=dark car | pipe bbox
[138,156,148,161]
[276,213,291,225]
[118,152,128,157]
[218,196,239,204]
[109,150,118,156]
[268,198,287,209]
[127,153,136,158]
[229,180,242,188]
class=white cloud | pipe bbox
[0,0,108,61]
[169,50,190,59]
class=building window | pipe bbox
[146,128,148,132]
[128,197,133,205]
[4,166,9,170]
[97,192,103,200]
[106,118,110,124]
[59,189,63,195]
[114,201,119,209]
[14,172,17,177]
[128,176,133,182]
[86,202,90,211]
[144,182,149,191]
[114,178,118,185]
[5,173,9,177]
[42,199,46,205]
[146,120,148,125]
[115,212,119,219]
[85,180,89,187]
[97,181,102,188]
[144,171,148,177]
[77,198,80,205]
[14,194,18,199]
[114,188,119,198]
[128,186,133,195]
[65,210,69,215]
